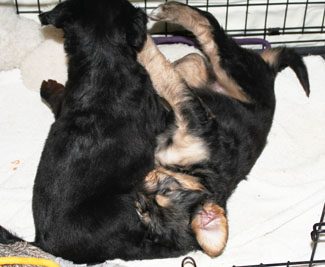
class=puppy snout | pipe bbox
[39,12,51,25]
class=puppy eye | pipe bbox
[161,188,172,195]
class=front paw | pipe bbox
[135,194,151,225]
[40,79,64,101]
[149,2,183,22]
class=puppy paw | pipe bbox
[191,202,228,257]
[135,195,151,225]
[149,2,183,22]
[40,79,64,100]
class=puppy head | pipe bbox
[39,0,147,52]
[39,1,72,28]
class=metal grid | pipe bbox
[145,2,324,35]
[13,0,62,13]
[12,0,325,49]
[181,203,325,267]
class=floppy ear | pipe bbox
[126,8,148,51]
[39,2,72,28]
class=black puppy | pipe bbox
[34,0,212,263]
[0,0,202,263]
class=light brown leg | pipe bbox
[138,36,210,167]
[150,2,250,103]
[173,53,211,89]
[144,167,204,194]
[138,35,189,121]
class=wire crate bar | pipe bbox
[11,0,325,50]
[181,203,325,267]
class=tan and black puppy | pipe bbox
[136,1,310,257]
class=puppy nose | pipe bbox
[39,12,50,25]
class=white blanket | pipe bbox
[0,53,324,267]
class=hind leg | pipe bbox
[150,2,250,103]
[139,37,229,256]
[138,36,189,121]
[173,53,231,96]
[139,36,211,168]
[173,53,211,89]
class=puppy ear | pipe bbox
[191,203,228,257]
[127,9,148,51]
[39,2,72,28]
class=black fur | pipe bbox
[136,171,212,248]
[40,80,65,119]
[0,226,23,245]
[39,78,210,258]
[33,0,198,263]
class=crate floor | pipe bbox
[0,48,324,266]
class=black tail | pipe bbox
[261,47,310,97]
[0,225,23,244]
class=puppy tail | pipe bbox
[261,47,310,97]
[0,225,23,244]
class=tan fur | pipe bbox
[143,169,161,192]
[155,194,171,208]
[144,167,205,193]
[138,36,189,121]
[135,200,151,224]
[261,49,280,66]
[139,211,151,225]
[150,2,250,103]
[138,25,229,257]
[158,167,205,191]
[174,53,210,88]
[191,203,228,257]
[138,36,210,167]
[155,126,210,167]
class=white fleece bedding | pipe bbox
[0,52,325,267]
